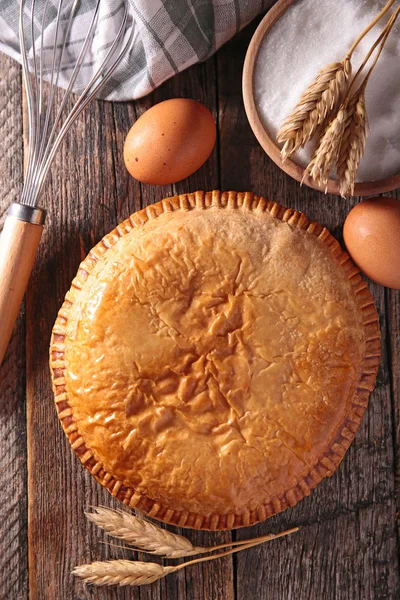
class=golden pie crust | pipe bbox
[50,191,381,530]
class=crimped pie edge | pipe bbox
[49,190,381,530]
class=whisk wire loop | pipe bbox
[36,0,69,171]
[32,0,100,196]
[19,0,132,206]
[19,0,36,204]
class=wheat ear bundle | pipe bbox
[336,6,400,196]
[303,4,400,195]
[276,0,396,162]
[277,58,351,161]
[73,522,299,587]
[305,84,368,195]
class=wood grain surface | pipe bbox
[0,9,399,600]
[0,53,28,600]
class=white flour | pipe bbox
[254,0,400,182]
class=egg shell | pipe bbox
[124,99,216,185]
[343,196,400,289]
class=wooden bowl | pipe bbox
[242,0,400,196]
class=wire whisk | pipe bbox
[0,0,133,365]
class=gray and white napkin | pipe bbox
[0,0,270,101]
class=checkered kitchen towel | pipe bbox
[0,0,271,101]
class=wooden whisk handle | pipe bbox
[0,203,46,366]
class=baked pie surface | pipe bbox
[50,191,380,530]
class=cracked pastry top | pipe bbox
[50,191,381,530]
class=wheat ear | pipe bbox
[277,58,351,161]
[304,107,348,191]
[337,85,368,197]
[73,560,175,587]
[86,507,204,558]
[86,506,295,558]
[73,527,299,587]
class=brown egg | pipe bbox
[124,99,216,185]
[343,197,400,289]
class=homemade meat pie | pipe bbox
[50,191,380,530]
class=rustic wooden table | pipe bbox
[1,11,400,600]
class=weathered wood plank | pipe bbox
[0,53,28,600]
[109,55,234,600]
[235,501,399,600]
[25,90,140,600]
[386,189,400,544]
[136,56,234,600]
[217,19,400,600]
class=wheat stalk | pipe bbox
[345,0,396,58]
[277,58,351,161]
[86,506,296,558]
[73,527,299,587]
[276,0,396,162]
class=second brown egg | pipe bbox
[343,196,400,290]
